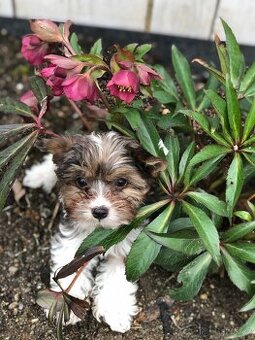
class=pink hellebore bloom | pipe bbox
[21,34,49,65]
[62,74,99,102]
[41,65,67,96]
[135,63,162,86]
[107,70,139,104]
[20,90,38,113]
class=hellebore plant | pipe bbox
[2,18,255,339]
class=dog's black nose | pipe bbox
[92,206,108,220]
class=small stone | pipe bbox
[18,303,24,310]
[8,301,18,310]
[200,293,208,300]
[221,313,226,319]
[9,266,18,276]
[14,293,20,302]
[230,320,235,326]
[162,108,170,115]
[210,284,215,289]
[31,318,39,324]
[16,83,24,91]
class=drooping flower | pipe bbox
[135,63,162,85]
[40,65,67,96]
[20,90,38,113]
[30,19,63,43]
[62,73,99,102]
[21,34,49,65]
[107,70,139,103]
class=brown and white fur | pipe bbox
[23,132,165,333]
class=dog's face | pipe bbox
[46,132,166,229]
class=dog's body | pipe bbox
[23,132,165,332]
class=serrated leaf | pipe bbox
[89,38,102,57]
[0,98,34,117]
[225,242,255,264]
[240,62,255,94]
[187,191,228,217]
[0,131,38,211]
[170,252,212,300]
[222,19,245,89]
[74,53,105,66]
[155,247,192,272]
[177,142,195,184]
[226,153,244,216]
[193,59,225,84]
[215,34,229,75]
[30,76,47,103]
[182,201,221,265]
[0,133,37,169]
[147,229,204,256]
[225,75,242,143]
[197,75,219,112]
[189,144,230,167]
[126,202,175,281]
[242,98,255,142]
[227,312,255,339]
[172,45,196,110]
[164,134,180,184]
[222,221,255,242]
[76,199,169,256]
[70,32,83,54]
[153,64,179,101]
[0,123,35,143]
[221,247,255,294]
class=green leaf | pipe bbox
[193,59,225,84]
[0,123,35,143]
[170,252,212,300]
[226,153,244,216]
[227,312,255,339]
[123,109,162,157]
[225,242,255,264]
[242,98,255,142]
[188,155,224,186]
[74,53,105,66]
[76,199,169,256]
[0,98,34,118]
[197,75,219,112]
[222,19,245,89]
[155,247,192,272]
[0,131,38,211]
[89,38,103,57]
[70,32,83,54]
[134,44,152,60]
[126,202,175,281]
[187,191,228,217]
[240,295,255,312]
[0,133,37,169]
[222,221,255,242]
[172,45,196,110]
[215,34,229,75]
[225,75,242,143]
[182,201,221,265]
[164,134,180,184]
[240,62,255,94]
[234,210,252,221]
[153,64,179,101]
[221,247,254,294]
[29,76,47,103]
[189,144,230,167]
[147,229,205,256]
[178,142,195,184]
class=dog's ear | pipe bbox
[43,136,75,164]
[126,138,167,177]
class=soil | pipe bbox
[0,23,254,340]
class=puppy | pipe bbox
[23,132,165,333]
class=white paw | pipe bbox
[23,154,57,193]
[94,307,133,333]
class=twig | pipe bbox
[47,201,60,230]
[67,98,91,130]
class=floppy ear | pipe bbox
[126,138,167,177]
[43,136,75,164]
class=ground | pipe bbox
[0,24,254,340]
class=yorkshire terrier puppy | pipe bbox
[23,132,165,333]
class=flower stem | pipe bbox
[67,98,91,130]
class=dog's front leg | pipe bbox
[92,255,138,333]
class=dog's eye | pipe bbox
[114,178,128,188]
[76,177,88,188]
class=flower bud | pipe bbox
[30,20,63,43]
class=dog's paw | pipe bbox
[94,308,132,333]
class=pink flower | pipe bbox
[135,63,162,85]
[21,34,49,65]
[107,70,139,103]
[62,74,99,102]
[40,65,67,96]
[20,90,38,113]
